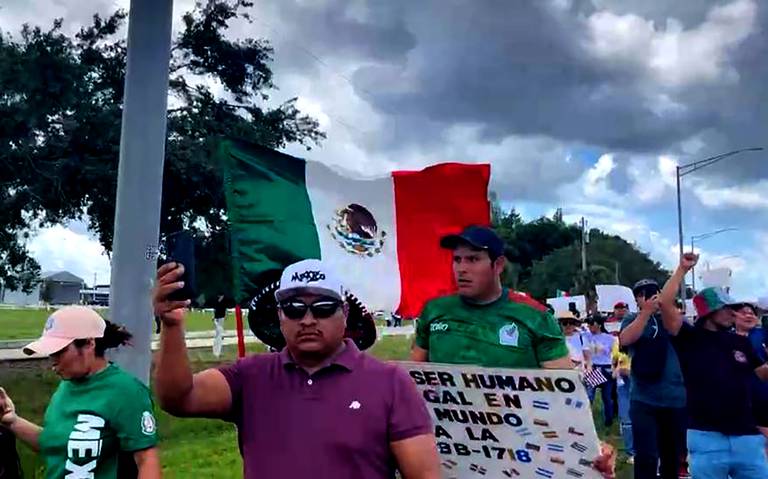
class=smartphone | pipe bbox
[165,231,197,302]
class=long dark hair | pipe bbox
[73,320,133,357]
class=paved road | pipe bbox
[0,326,415,361]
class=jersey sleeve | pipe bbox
[414,302,433,350]
[533,310,569,363]
[113,381,159,452]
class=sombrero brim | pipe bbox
[247,269,377,351]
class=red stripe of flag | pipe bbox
[393,163,491,317]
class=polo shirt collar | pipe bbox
[279,338,361,372]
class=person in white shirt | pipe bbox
[558,311,592,370]
[585,314,618,428]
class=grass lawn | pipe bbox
[2,336,631,478]
[0,308,231,341]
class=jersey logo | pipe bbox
[733,350,748,364]
[499,324,519,346]
[141,411,157,435]
[430,322,449,332]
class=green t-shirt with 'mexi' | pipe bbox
[39,363,158,479]
[415,290,569,368]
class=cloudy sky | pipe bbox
[2,0,767,299]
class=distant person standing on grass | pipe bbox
[212,295,228,358]
[585,315,617,428]
[153,259,441,479]
[0,306,161,478]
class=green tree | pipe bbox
[0,0,323,299]
[524,233,669,302]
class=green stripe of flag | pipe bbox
[220,139,321,301]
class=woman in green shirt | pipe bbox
[0,306,160,479]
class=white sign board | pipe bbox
[401,362,602,479]
[546,296,587,316]
[595,285,638,313]
[699,267,732,289]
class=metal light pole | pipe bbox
[690,228,738,293]
[109,0,174,384]
[675,147,763,304]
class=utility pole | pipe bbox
[580,217,588,272]
[109,0,174,384]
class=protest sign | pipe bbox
[400,362,602,479]
[595,285,638,313]
[547,296,587,316]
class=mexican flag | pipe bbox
[219,139,491,317]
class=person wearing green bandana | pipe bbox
[0,306,160,479]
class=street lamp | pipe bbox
[690,228,738,292]
[676,147,763,302]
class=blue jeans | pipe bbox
[688,430,768,479]
[617,377,634,456]
[587,365,615,426]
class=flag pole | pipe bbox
[235,305,246,358]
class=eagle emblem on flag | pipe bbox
[328,203,386,257]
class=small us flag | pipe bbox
[583,368,608,388]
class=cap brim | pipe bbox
[440,234,484,250]
[22,337,74,356]
[275,287,343,302]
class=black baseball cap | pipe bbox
[632,279,659,295]
[440,226,505,259]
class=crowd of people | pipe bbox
[1,225,767,479]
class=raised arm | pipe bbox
[659,253,698,337]
[619,299,657,347]
[153,263,232,417]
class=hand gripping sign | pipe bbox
[400,362,602,479]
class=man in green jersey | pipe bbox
[410,226,571,369]
[410,226,615,477]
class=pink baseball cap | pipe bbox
[23,306,106,356]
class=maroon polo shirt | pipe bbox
[219,339,433,479]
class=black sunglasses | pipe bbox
[278,300,342,320]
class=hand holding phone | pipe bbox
[165,231,197,302]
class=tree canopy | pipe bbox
[491,206,669,303]
[0,0,324,297]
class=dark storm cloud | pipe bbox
[261,0,766,183]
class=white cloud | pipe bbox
[690,179,768,210]
[583,154,615,198]
[29,225,111,286]
[584,0,757,88]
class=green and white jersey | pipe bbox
[39,363,158,479]
[415,290,568,368]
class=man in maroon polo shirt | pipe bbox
[153,259,440,479]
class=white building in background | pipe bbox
[0,271,85,306]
